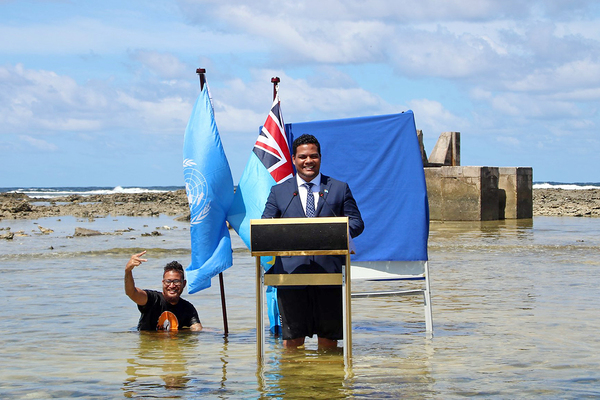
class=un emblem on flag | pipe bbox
[183,159,211,225]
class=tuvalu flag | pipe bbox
[183,83,234,294]
[227,85,293,333]
[227,89,293,248]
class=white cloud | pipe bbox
[178,0,596,24]
[19,135,58,151]
[0,63,192,136]
[407,98,469,135]
[0,62,402,147]
[507,58,600,93]
[212,99,266,134]
[174,0,600,98]
[129,50,192,80]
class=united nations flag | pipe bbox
[183,83,234,293]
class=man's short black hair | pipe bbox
[164,261,185,280]
[292,134,321,156]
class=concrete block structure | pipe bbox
[498,167,533,219]
[425,166,500,221]
[420,131,533,221]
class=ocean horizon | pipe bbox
[1,181,600,198]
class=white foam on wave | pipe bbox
[533,183,600,190]
[86,186,167,195]
[7,186,174,198]
[84,187,172,196]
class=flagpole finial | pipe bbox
[196,68,207,90]
[271,77,280,101]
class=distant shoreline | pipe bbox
[1,188,599,220]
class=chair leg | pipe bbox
[424,261,433,334]
[423,290,433,333]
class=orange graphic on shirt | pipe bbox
[157,311,179,331]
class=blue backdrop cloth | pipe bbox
[183,84,234,294]
[286,111,429,262]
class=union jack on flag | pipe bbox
[253,93,293,183]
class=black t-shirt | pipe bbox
[137,289,201,331]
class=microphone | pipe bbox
[281,191,298,217]
[319,191,338,217]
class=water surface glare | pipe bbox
[1,216,599,398]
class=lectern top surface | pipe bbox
[251,217,348,225]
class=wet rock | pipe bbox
[0,192,28,200]
[174,214,190,222]
[74,227,103,237]
[115,228,135,233]
[141,231,162,237]
[533,189,600,217]
[1,190,190,220]
[1,231,14,240]
[38,226,54,234]
[12,202,32,213]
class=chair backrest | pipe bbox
[351,261,427,281]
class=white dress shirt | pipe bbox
[296,173,321,215]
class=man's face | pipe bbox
[162,270,186,304]
[293,143,321,182]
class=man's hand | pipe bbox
[190,322,203,332]
[126,251,147,272]
[124,250,148,306]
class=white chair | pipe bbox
[351,261,433,334]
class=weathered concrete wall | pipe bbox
[425,165,533,221]
[498,167,533,219]
[425,166,499,221]
[428,132,460,166]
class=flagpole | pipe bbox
[269,76,282,337]
[271,77,280,100]
[196,67,229,336]
[219,271,229,336]
[196,68,206,90]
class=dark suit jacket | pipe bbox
[261,174,364,274]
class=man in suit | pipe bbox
[262,134,364,348]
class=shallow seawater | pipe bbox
[1,216,599,398]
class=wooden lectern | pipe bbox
[250,217,353,367]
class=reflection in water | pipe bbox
[123,331,195,397]
[219,336,229,391]
[257,335,436,398]
[122,330,232,398]
[258,341,351,399]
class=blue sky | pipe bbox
[1,0,599,187]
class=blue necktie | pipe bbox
[304,183,315,217]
